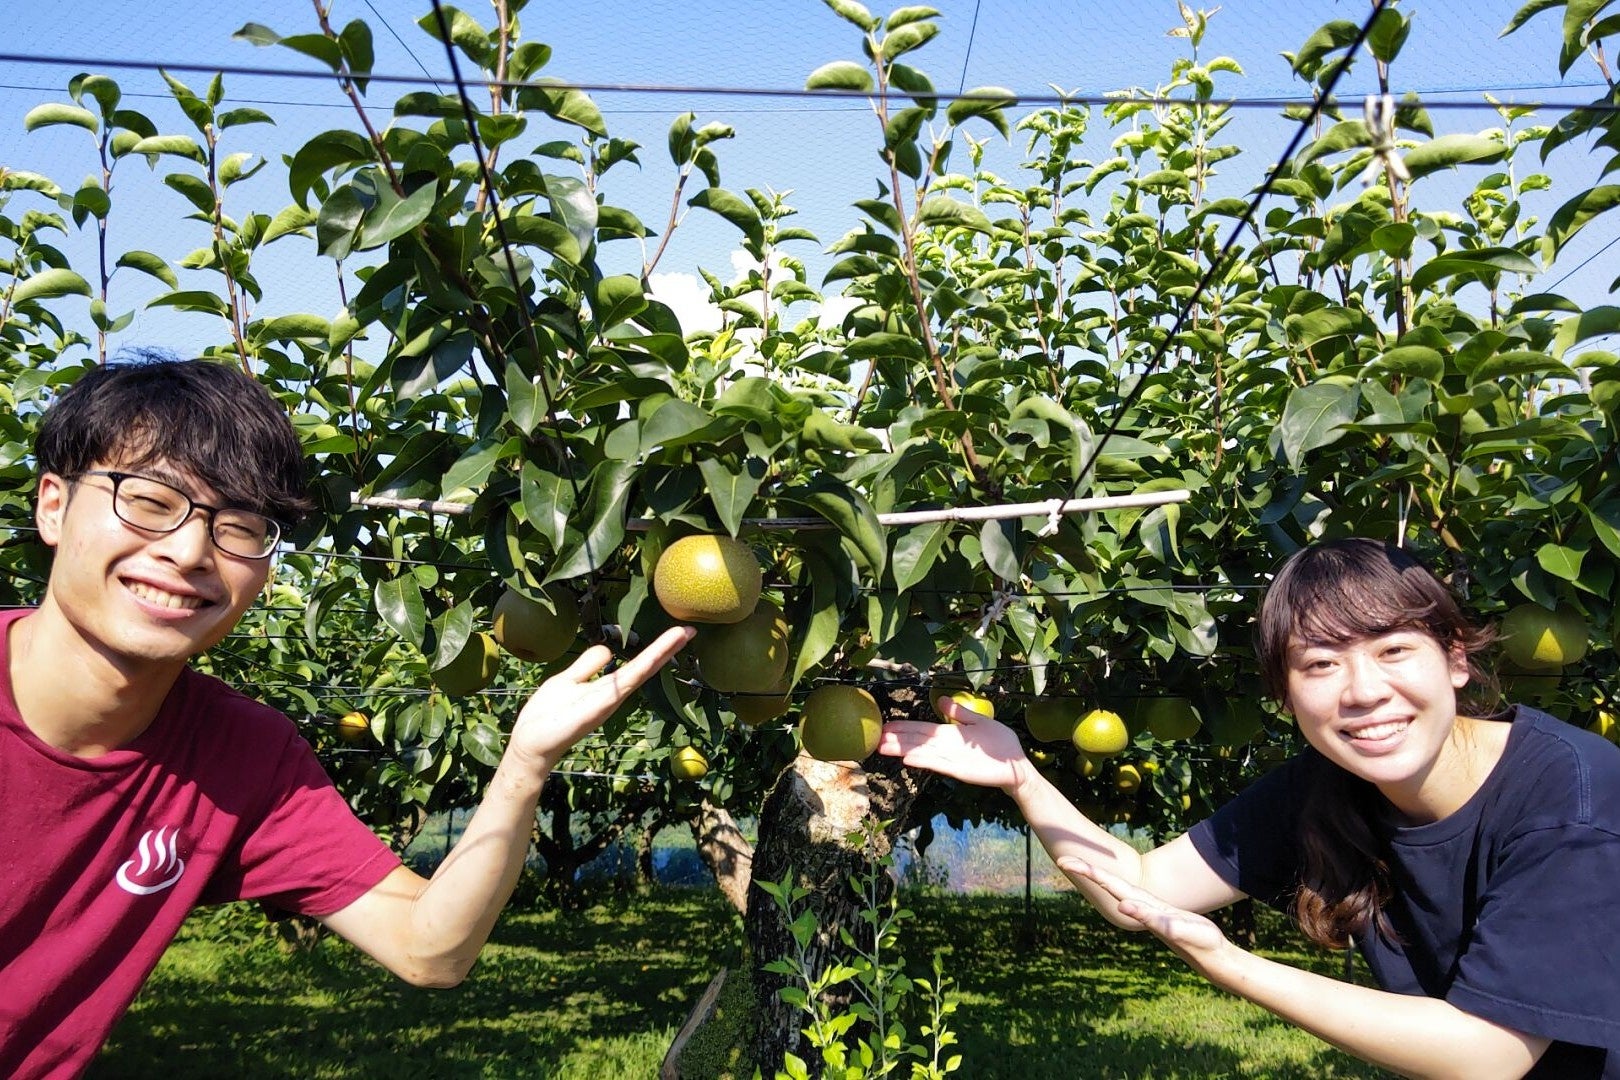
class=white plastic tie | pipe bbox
[1359,93,1411,188]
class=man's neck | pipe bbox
[8,607,185,757]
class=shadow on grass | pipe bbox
[90,890,743,1079]
[89,889,1389,1079]
[903,893,1390,1080]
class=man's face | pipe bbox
[35,461,271,673]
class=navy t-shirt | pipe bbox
[1189,706,1620,1077]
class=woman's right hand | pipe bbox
[877,696,1032,792]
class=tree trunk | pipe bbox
[742,686,930,1072]
[690,798,754,914]
[636,813,664,889]
[530,778,655,908]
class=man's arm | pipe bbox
[319,626,693,987]
[1066,859,1550,1080]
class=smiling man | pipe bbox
[0,358,692,1078]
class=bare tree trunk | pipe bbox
[637,813,664,889]
[690,798,754,914]
[742,687,930,1072]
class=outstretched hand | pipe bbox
[877,696,1031,791]
[507,625,694,773]
[1059,856,1234,975]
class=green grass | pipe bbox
[90,889,1390,1079]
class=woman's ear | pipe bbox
[34,473,68,548]
[1448,642,1471,689]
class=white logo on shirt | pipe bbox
[115,826,186,896]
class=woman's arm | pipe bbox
[880,699,1243,924]
[1066,859,1550,1080]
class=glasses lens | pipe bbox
[212,510,280,558]
[111,474,190,531]
[107,473,280,558]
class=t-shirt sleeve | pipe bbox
[1187,751,1311,911]
[200,732,402,916]
[1445,821,1620,1050]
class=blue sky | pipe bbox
[2,1,1611,356]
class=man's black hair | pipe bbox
[35,355,314,525]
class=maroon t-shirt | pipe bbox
[0,609,402,1078]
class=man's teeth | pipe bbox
[128,582,205,610]
[1345,720,1408,741]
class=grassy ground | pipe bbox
[90,888,1390,1080]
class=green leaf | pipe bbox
[979,519,1020,581]
[1366,7,1411,62]
[516,79,608,137]
[217,107,275,129]
[1535,542,1583,583]
[544,173,598,256]
[1,171,62,197]
[642,398,720,449]
[262,204,317,245]
[806,61,874,92]
[10,268,91,306]
[880,21,938,60]
[128,134,206,164]
[1554,307,1620,356]
[256,314,331,341]
[1276,380,1359,468]
[1543,185,1620,259]
[1408,247,1538,292]
[786,482,886,580]
[688,187,765,248]
[801,410,883,452]
[288,129,375,209]
[547,460,636,582]
[163,173,215,215]
[356,181,437,250]
[441,435,513,497]
[823,0,880,30]
[114,250,177,288]
[374,575,427,649]
[1365,345,1443,381]
[1299,120,1370,166]
[916,196,993,235]
[1401,134,1505,180]
[461,723,505,767]
[23,103,98,133]
[887,6,941,29]
[891,521,947,592]
[698,457,765,537]
[844,332,923,361]
[146,290,230,316]
[789,539,850,685]
[1291,20,1361,75]
[503,212,582,265]
[1285,307,1367,348]
[521,461,575,551]
[316,184,366,260]
[505,360,551,436]
[431,602,475,671]
[592,275,647,332]
[1468,350,1573,386]
[945,87,1015,138]
[1586,502,1620,560]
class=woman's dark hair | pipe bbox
[1255,538,1495,950]
[35,357,313,525]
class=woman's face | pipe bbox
[1283,627,1472,816]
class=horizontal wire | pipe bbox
[0,51,1614,113]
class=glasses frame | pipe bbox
[69,469,284,560]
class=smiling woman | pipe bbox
[881,537,1620,1079]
